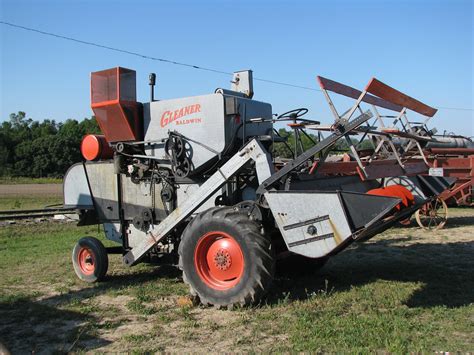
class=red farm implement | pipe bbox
[413,147,474,229]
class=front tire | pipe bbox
[72,236,108,282]
[178,207,275,308]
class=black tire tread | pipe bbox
[178,207,274,308]
[72,236,108,283]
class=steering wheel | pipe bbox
[276,108,308,121]
[275,108,320,125]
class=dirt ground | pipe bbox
[0,205,473,352]
[0,184,62,197]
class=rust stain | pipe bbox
[329,218,343,245]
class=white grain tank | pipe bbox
[142,70,273,175]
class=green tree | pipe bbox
[272,128,375,159]
[273,128,320,159]
[0,112,100,177]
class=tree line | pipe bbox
[272,128,373,159]
[0,112,100,178]
[0,112,373,178]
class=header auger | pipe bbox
[64,67,452,307]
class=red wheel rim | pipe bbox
[78,247,95,275]
[194,231,244,290]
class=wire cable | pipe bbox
[436,107,473,111]
[1,20,473,106]
[0,21,233,75]
[0,21,321,92]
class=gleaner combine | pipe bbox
[64,67,451,307]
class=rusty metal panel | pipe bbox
[358,161,428,180]
[365,77,437,117]
[317,76,403,112]
[429,148,474,155]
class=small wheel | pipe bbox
[72,237,108,282]
[415,197,448,230]
[178,207,275,307]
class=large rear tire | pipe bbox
[72,236,108,282]
[178,207,275,308]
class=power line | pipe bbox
[1,20,473,109]
[0,21,321,92]
[436,106,473,112]
[253,77,320,91]
[0,21,233,76]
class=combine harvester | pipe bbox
[64,68,450,307]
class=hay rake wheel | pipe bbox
[415,197,448,230]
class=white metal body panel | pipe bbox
[143,93,272,172]
[63,163,93,208]
[176,183,220,214]
[144,94,226,170]
[265,192,353,258]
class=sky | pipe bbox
[1,0,473,136]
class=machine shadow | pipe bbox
[0,264,180,353]
[269,239,474,309]
[0,297,111,353]
[55,264,182,305]
[440,215,474,228]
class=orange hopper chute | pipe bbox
[90,67,142,142]
[367,185,415,211]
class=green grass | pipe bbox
[0,222,187,352]
[0,196,63,211]
[0,210,473,353]
[0,177,62,184]
[0,188,63,211]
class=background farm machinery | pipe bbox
[283,77,473,230]
[64,67,455,307]
[414,140,473,229]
